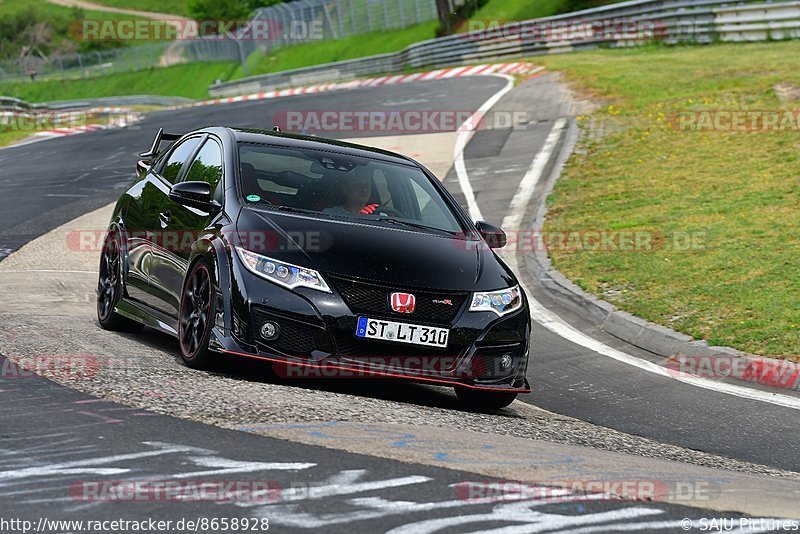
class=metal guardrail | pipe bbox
[0,95,192,112]
[35,95,194,110]
[715,0,800,40]
[0,95,147,137]
[209,0,800,97]
[0,97,35,112]
[208,52,405,96]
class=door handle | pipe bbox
[159,210,171,226]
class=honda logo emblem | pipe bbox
[390,292,416,314]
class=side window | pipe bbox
[184,139,224,203]
[372,169,394,208]
[160,137,201,184]
[184,140,223,186]
[408,176,455,229]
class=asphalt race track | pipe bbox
[1,74,799,529]
[1,354,745,532]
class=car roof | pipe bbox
[200,127,416,167]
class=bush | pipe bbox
[0,5,125,61]
[188,0,283,22]
[559,0,620,13]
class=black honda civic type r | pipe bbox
[97,126,530,408]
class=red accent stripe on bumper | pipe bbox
[217,348,531,393]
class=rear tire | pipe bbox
[455,388,517,409]
[178,259,217,369]
[96,230,144,333]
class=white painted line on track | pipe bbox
[458,89,800,410]
[454,69,545,221]
[502,118,567,232]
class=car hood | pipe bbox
[235,208,517,291]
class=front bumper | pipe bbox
[213,264,531,393]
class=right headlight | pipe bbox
[235,247,331,293]
[469,285,522,317]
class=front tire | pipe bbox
[96,230,144,333]
[178,259,217,369]
[455,388,517,409]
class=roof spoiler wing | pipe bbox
[138,128,183,159]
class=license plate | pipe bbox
[355,317,449,348]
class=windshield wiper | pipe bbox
[269,205,319,215]
[374,216,452,235]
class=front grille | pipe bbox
[251,306,326,356]
[328,275,467,324]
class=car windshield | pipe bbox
[238,143,464,234]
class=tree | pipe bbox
[435,0,454,35]
[188,0,284,22]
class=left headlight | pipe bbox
[469,285,522,317]
[235,247,331,293]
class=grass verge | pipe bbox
[0,61,239,101]
[239,21,438,78]
[465,0,568,26]
[536,41,800,359]
[0,130,36,148]
[461,0,622,30]
[0,108,124,147]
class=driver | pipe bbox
[322,169,380,216]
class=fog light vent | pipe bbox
[260,321,280,340]
[500,353,514,371]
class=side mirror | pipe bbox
[475,221,507,249]
[169,181,220,212]
[136,159,151,175]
